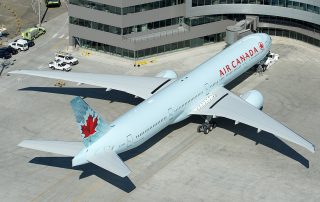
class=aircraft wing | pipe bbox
[86,149,131,177]
[191,87,315,153]
[9,70,173,99]
[18,140,83,156]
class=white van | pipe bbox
[55,51,78,65]
[9,39,29,51]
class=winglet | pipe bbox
[308,143,316,153]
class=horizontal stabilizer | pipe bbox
[87,149,131,177]
[18,140,83,156]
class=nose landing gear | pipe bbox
[197,116,217,134]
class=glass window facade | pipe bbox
[258,27,320,47]
[258,15,320,34]
[70,16,121,34]
[72,11,319,60]
[70,16,182,35]
[69,0,121,14]
[185,14,232,26]
[231,14,320,46]
[123,17,181,35]
[76,32,226,59]
[69,0,185,15]
[191,0,320,15]
[123,0,184,15]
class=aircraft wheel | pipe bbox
[197,125,203,133]
[204,127,209,135]
[209,124,213,131]
[212,122,217,129]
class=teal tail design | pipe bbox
[70,97,108,147]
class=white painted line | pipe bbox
[37,66,46,70]
[59,34,65,39]
[52,33,58,38]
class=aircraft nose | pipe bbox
[258,33,271,49]
[261,33,271,44]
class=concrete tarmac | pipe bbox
[0,0,68,40]
[0,12,320,202]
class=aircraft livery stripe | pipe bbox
[151,79,171,94]
[209,93,228,109]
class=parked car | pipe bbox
[49,59,71,71]
[45,0,61,7]
[0,49,11,59]
[21,26,46,41]
[9,39,29,51]
[0,46,18,55]
[55,51,78,65]
[14,39,34,48]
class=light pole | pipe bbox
[38,0,41,27]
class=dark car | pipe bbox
[0,49,11,59]
[24,39,35,47]
[0,46,18,55]
[14,39,35,47]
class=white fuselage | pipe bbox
[89,33,271,155]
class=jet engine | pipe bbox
[240,90,264,110]
[155,70,178,79]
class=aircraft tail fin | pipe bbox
[70,97,108,147]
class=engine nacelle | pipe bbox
[155,70,178,79]
[240,90,264,110]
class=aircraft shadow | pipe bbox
[28,118,192,190]
[29,157,136,193]
[120,115,309,168]
[27,114,308,194]
[210,117,309,168]
[118,117,192,161]
[225,67,257,90]
[19,87,144,105]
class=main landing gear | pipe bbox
[197,116,217,134]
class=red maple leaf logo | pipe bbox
[259,42,264,49]
[81,115,98,138]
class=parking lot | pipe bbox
[0,10,320,202]
[0,0,68,40]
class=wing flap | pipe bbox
[9,70,171,99]
[192,87,315,153]
[86,149,131,177]
[18,140,83,156]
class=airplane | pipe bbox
[10,33,315,178]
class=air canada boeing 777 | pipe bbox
[10,33,315,178]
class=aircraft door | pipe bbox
[204,83,209,95]
[168,107,174,120]
[127,134,133,147]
